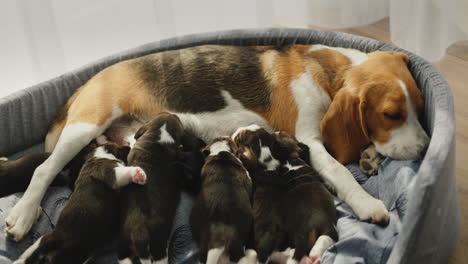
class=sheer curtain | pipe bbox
[1,0,467,98]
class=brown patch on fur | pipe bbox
[307,47,352,98]
[66,61,166,125]
[257,46,312,134]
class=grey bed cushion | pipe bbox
[0,28,459,263]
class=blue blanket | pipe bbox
[0,158,420,264]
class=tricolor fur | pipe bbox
[7,44,429,241]
[233,127,337,263]
[190,137,253,264]
[118,113,205,263]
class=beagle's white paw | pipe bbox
[348,191,389,225]
[5,201,40,241]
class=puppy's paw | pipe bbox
[300,256,316,264]
[307,235,334,264]
[238,249,258,264]
[129,167,147,185]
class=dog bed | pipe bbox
[0,28,459,264]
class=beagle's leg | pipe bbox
[291,70,388,225]
[5,106,123,241]
[300,138,389,224]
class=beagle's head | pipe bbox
[320,51,430,164]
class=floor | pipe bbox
[308,18,468,263]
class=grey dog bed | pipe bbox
[0,28,459,264]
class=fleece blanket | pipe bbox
[0,158,419,264]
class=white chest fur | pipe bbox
[291,69,332,143]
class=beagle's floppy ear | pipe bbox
[320,89,370,164]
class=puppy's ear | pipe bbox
[134,124,148,141]
[297,143,311,165]
[320,89,370,164]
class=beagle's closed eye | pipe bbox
[383,112,403,121]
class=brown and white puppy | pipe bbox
[233,126,337,264]
[14,142,145,264]
[190,137,253,264]
[118,112,203,264]
[7,44,430,240]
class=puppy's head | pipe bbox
[232,126,282,171]
[320,51,429,163]
[133,112,184,150]
[202,137,252,192]
[202,137,240,158]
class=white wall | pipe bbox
[0,0,271,98]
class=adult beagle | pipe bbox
[5,44,429,241]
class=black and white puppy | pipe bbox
[14,142,145,264]
[190,137,253,264]
[118,112,204,264]
[233,126,337,264]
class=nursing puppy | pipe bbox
[118,112,203,264]
[190,137,253,264]
[14,142,145,264]
[233,127,337,264]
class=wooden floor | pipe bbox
[309,18,468,263]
